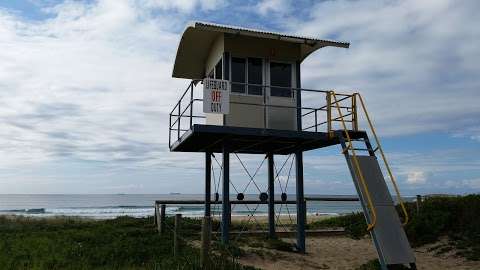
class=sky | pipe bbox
[0,0,479,195]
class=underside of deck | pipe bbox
[170,124,366,154]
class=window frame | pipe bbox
[230,56,247,95]
[229,56,264,97]
[268,61,294,98]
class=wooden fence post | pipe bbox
[154,203,158,226]
[157,204,166,234]
[201,216,211,269]
[174,214,182,257]
[416,195,422,214]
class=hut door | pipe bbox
[266,61,297,130]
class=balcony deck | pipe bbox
[170,124,366,154]
[168,81,363,154]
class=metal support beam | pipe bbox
[222,147,230,245]
[205,152,212,217]
[295,150,306,253]
[202,152,212,268]
[267,153,276,238]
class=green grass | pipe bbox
[309,212,366,239]
[0,216,257,270]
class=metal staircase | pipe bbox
[331,92,416,270]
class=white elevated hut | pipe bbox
[172,22,349,131]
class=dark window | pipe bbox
[270,62,292,97]
[215,59,222,79]
[248,58,262,95]
[231,57,246,93]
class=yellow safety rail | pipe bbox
[355,93,409,226]
[330,91,377,231]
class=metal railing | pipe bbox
[331,91,409,230]
[168,80,359,148]
[355,93,409,226]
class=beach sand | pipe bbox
[237,236,480,270]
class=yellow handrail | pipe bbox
[355,93,409,226]
[331,91,377,231]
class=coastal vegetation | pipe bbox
[0,194,478,269]
[0,215,255,270]
[311,194,480,269]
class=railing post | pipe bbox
[168,113,172,148]
[177,101,181,140]
[189,82,194,129]
[352,93,358,131]
[314,109,318,132]
[327,91,332,137]
[174,214,182,256]
[295,61,302,131]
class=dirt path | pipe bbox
[238,236,480,270]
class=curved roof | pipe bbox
[172,21,350,79]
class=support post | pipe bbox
[222,147,230,245]
[205,152,212,217]
[295,151,306,253]
[158,204,166,235]
[174,214,182,256]
[268,153,276,238]
[201,152,212,268]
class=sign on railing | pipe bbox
[203,78,230,114]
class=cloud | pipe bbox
[452,126,480,143]
[406,171,427,185]
[445,178,480,190]
[141,0,225,13]
[0,0,479,194]
[288,0,480,138]
[254,0,291,16]
[0,0,191,171]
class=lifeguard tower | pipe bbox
[168,22,416,269]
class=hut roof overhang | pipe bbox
[172,21,350,79]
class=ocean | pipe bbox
[0,194,415,219]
